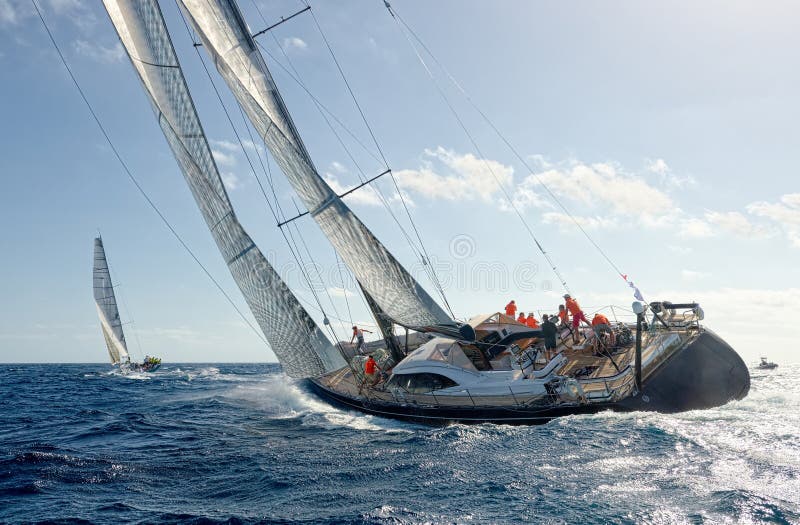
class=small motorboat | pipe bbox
[757,357,778,370]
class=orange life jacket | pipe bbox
[592,314,610,326]
[364,358,376,375]
[526,315,540,329]
[517,313,526,324]
[505,302,517,317]
[565,298,582,316]
[558,310,569,323]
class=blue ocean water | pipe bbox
[1,363,798,524]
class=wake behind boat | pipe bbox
[97,0,749,423]
[93,237,161,374]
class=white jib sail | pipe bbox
[93,237,130,365]
[103,0,345,377]
[179,0,465,336]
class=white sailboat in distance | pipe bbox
[93,236,161,373]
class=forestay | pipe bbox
[93,237,130,365]
[178,0,467,337]
[103,0,345,377]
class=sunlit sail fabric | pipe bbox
[103,0,345,377]
[178,0,463,336]
[93,237,130,365]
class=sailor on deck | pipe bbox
[351,326,372,354]
[505,300,517,318]
[359,355,381,394]
[557,304,570,328]
[517,312,527,325]
[591,313,616,349]
[564,294,589,344]
[525,313,540,329]
[541,314,558,360]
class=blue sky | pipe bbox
[1,0,798,363]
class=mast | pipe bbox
[93,237,130,365]
[102,0,345,378]
[178,0,475,341]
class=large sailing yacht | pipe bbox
[93,237,161,374]
[100,0,748,423]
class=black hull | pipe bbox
[619,330,750,413]
[308,329,750,426]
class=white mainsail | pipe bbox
[103,0,345,377]
[178,0,468,338]
[93,237,130,365]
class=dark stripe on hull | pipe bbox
[308,329,751,425]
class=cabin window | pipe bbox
[388,373,458,394]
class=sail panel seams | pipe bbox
[93,237,130,365]
[179,0,459,332]
[103,0,345,377]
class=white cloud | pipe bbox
[646,157,696,188]
[211,139,239,152]
[746,193,800,247]
[395,147,513,203]
[327,287,354,298]
[679,218,714,238]
[541,212,618,231]
[73,40,124,63]
[704,210,772,239]
[330,161,347,174]
[324,173,382,206]
[211,138,263,155]
[517,160,674,222]
[212,148,237,168]
[0,0,19,25]
[647,158,670,176]
[221,172,240,190]
[282,37,307,51]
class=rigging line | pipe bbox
[299,4,455,316]
[31,0,269,346]
[260,19,444,307]
[254,40,382,165]
[265,29,429,266]
[233,97,288,221]
[105,255,146,360]
[176,2,342,344]
[332,250,354,325]
[288,197,347,326]
[304,3,390,169]
[387,4,627,283]
[385,4,572,294]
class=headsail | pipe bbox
[178,0,472,339]
[102,0,345,377]
[93,237,130,365]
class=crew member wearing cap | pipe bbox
[541,314,558,361]
[564,294,589,344]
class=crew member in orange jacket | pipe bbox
[526,313,540,329]
[564,294,589,343]
[359,355,381,394]
[505,300,517,318]
[517,312,527,325]
[591,313,616,348]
